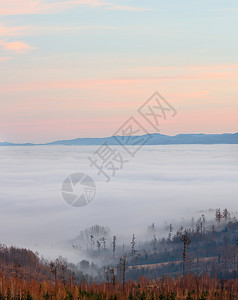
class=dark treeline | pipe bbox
[72,209,238,282]
[126,209,238,281]
[0,245,88,285]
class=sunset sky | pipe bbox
[0,0,238,143]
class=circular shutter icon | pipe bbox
[62,173,96,207]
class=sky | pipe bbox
[0,0,238,143]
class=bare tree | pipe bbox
[58,257,68,286]
[119,255,127,291]
[201,214,206,234]
[147,223,155,234]
[90,235,94,250]
[211,224,216,234]
[215,209,222,224]
[13,263,22,281]
[177,226,184,237]
[104,267,110,285]
[97,240,101,255]
[131,234,136,255]
[168,224,173,241]
[191,217,195,233]
[105,266,116,286]
[101,237,106,251]
[152,235,157,252]
[109,267,116,286]
[112,235,117,259]
[196,221,201,235]
[223,208,230,221]
[180,231,191,277]
[49,259,60,293]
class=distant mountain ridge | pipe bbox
[1,133,238,146]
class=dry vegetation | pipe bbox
[1,272,238,299]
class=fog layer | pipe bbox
[0,145,237,261]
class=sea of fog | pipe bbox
[0,145,237,262]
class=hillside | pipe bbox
[1,209,238,298]
[1,133,238,146]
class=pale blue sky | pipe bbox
[0,0,238,142]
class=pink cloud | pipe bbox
[0,0,145,15]
[0,23,118,39]
[0,117,125,142]
[0,40,35,54]
[0,67,238,92]
[132,64,238,72]
[168,91,210,100]
[0,24,28,37]
[0,56,12,62]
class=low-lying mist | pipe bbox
[0,144,237,263]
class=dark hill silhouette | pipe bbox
[1,133,238,146]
